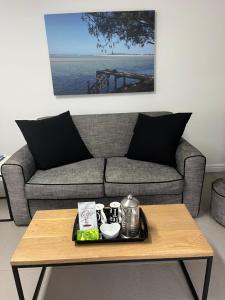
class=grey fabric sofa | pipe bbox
[1,112,206,225]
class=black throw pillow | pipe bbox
[16,111,92,170]
[126,113,192,167]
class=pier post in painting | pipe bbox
[107,78,109,92]
[123,76,126,87]
[114,77,117,90]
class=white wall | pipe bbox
[1,0,225,170]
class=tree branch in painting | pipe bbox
[82,11,155,53]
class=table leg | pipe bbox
[179,257,213,300]
[179,260,199,300]
[33,267,46,300]
[12,266,25,300]
[12,266,46,300]
[202,257,213,300]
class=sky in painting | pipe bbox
[45,12,154,56]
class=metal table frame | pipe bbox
[12,256,213,300]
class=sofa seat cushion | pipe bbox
[25,158,105,199]
[105,157,183,197]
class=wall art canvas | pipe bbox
[44,10,155,95]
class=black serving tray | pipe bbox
[72,208,149,244]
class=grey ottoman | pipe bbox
[211,177,225,226]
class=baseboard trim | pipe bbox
[206,164,225,172]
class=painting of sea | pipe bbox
[44,10,155,95]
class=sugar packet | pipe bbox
[77,229,99,241]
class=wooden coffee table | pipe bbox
[11,204,213,300]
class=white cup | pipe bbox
[96,203,107,224]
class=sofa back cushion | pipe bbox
[71,112,171,157]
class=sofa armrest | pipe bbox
[1,145,36,225]
[176,139,206,217]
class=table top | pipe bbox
[11,204,213,266]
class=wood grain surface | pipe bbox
[11,204,213,266]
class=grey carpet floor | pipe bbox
[0,172,225,300]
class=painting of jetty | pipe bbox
[45,11,155,95]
